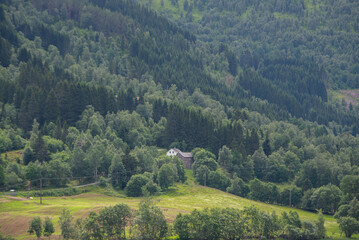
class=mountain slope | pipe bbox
[136,0,359,130]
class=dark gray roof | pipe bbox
[180,152,193,158]
[173,148,193,158]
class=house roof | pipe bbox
[172,148,193,158]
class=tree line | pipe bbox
[26,198,327,240]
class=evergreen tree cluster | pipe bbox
[165,103,259,155]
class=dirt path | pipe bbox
[3,196,29,201]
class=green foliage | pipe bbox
[265,152,290,183]
[192,149,218,177]
[316,211,326,239]
[302,184,342,214]
[175,208,245,239]
[76,203,132,239]
[109,154,126,189]
[43,217,54,238]
[59,209,76,240]
[218,145,233,171]
[207,170,231,191]
[340,175,359,199]
[33,134,49,163]
[281,210,325,239]
[134,198,168,240]
[249,178,280,203]
[46,159,71,186]
[0,130,11,153]
[279,186,303,207]
[226,173,249,197]
[5,162,25,189]
[295,154,345,188]
[338,217,359,238]
[25,161,42,186]
[43,136,64,153]
[158,163,177,190]
[172,156,186,183]
[28,217,42,239]
[126,174,150,197]
[335,197,359,221]
[194,165,210,186]
[0,164,5,188]
[252,148,268,180]
[131,146,157,173]
[98,204,132,239]
[174,206,324,240]
[0,0,358,232]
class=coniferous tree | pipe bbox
[44,89,59,123]
[122,149,137,182]
[33,134,49,163]
[262,134,271,156]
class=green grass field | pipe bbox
[0,171,358,239]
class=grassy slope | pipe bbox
[329,89,359,108]
[1,149,23,163]
[1,171,358,239]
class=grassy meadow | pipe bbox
[0,171,357,239]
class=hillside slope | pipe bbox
[0,182,344,239]
[136,0,359,130]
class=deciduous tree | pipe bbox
[28,217,42,239]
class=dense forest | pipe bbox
[139,0,359,130]
[0,0,359,238]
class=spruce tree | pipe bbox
[262,134,271,156]
[44,89,59,123]
[33,134,49,163]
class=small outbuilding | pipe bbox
[166,148,194,169]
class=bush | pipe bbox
[21,187,88,197]
[126,174,148,197]
[207,170,231,191]
[134,198,168,239]
[98,176,107,187]
[338,217,359,238]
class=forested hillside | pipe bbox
[0,0,359,238]
[138,0,359,130]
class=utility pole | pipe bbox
[204,171,207,187]
[40,178,43,205]
[95,168,98,183]
[289,166,292,207]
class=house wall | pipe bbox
[177,155,194,169]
